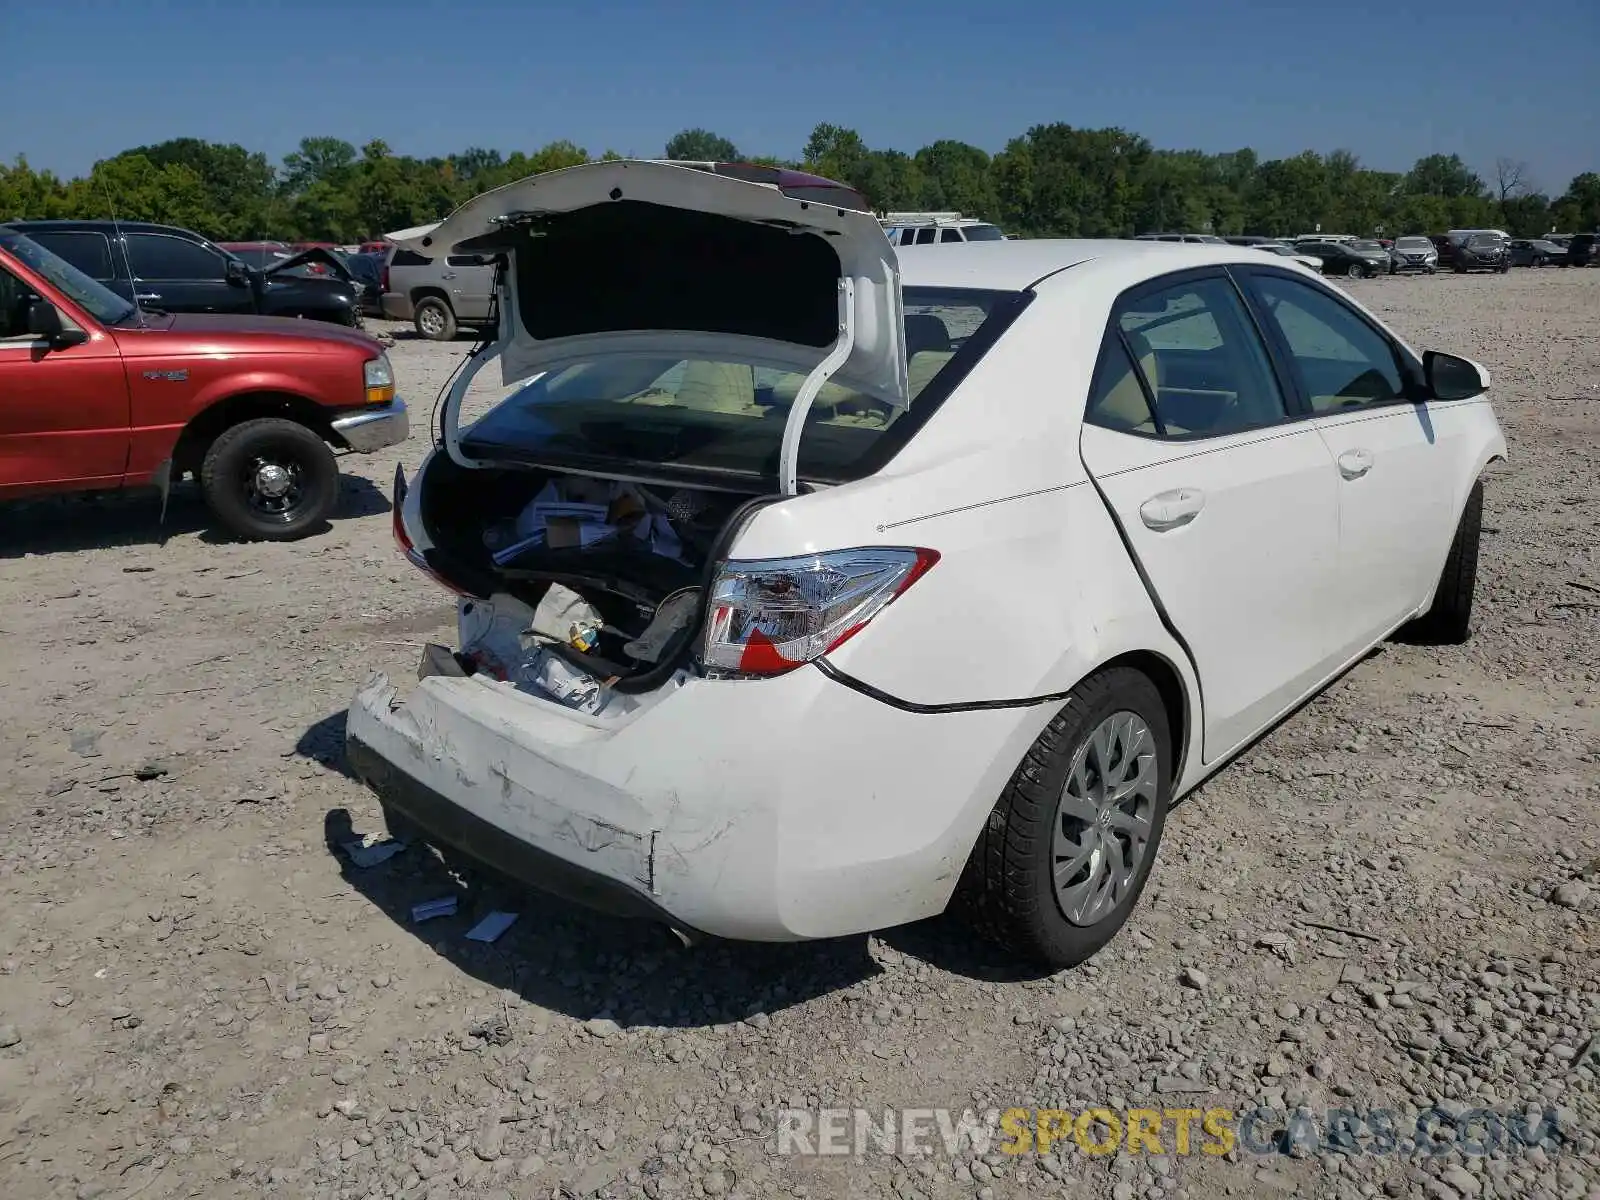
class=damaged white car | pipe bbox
[347,159,1506,966]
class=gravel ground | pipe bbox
[0,270,1596,1200]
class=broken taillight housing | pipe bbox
[701,547,939,676]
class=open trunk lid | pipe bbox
[390,161,907,488]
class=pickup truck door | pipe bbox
[123,232,255,315]
[0,259,131,495]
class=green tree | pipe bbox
[121,138,276,238]
[664,129,739,161]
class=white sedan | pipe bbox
[348,160,1505,967]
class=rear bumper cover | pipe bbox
[330,397,409,452]
[343,665,1032,941]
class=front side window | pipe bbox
[1248,274,1407,412]
[126,234,227,282]
[1086,275,1288,439]
[962,224,1004,241]
[0,263,38,340]
[460,287,1016,484]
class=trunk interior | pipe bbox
[416,454,768,709]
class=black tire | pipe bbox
[954,667,1172,968]
[413,296,456,341]
[1347,262,1365,279]
[1407,480,1483,645]
[200,417,339,542]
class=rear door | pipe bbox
[0,254,130,494]
[124,232,254,314]
[1236,268,1457,657]
[444,254,496,320]
[1078,268,1344,762]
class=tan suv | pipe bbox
[381,247,496,340]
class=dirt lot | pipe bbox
[1,270,1596,1200]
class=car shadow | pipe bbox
[0,476,391,558]
[295,698,1060,1022]
[319,801,883,1028]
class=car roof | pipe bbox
[895,239,1311,292]
[9,218,197,237]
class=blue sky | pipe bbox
[5,0,1595,193]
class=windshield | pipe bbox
[962,224,1004,241]
[1352,240,1383,251]
[461,287,1021,485]
[1395,237,1431,249]
[0,229,137,325]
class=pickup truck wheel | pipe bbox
[413,297,456,341]
[200,418,339,542]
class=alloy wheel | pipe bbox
[1052,711,1159,927]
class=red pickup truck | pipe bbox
[0,226,408,541]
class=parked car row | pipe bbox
[0,224,407,539]
[1134,228,1599,278]
[13,221,366,325]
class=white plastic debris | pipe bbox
[411,896,458,923]
[464,911,519,943]
[340,833,407,869]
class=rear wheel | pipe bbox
[413,296,456,341]
[200,417,339,542]
[955,667,1172,968]
[1406,480,1483,645]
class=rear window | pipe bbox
[460,286,1024,485]
[26,230,115,278]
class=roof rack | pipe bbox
[880,211,968,226]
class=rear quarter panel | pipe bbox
[730,268,1202,791]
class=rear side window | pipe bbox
[390,249,430,267]
[460,286,1022,484]
[1087,275,1287,439]
[27,231,114,279]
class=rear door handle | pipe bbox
[136,292,162,302]
[1139,487,1205,532]
[1337,448,1374,479]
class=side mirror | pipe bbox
[1424,351,1490,401]
[225,258,251,286]
[27,300,88,349]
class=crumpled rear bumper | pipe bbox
[343,666,1031,942]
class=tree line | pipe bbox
[2,125,1596,244]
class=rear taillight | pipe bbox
[701,547,938,677]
